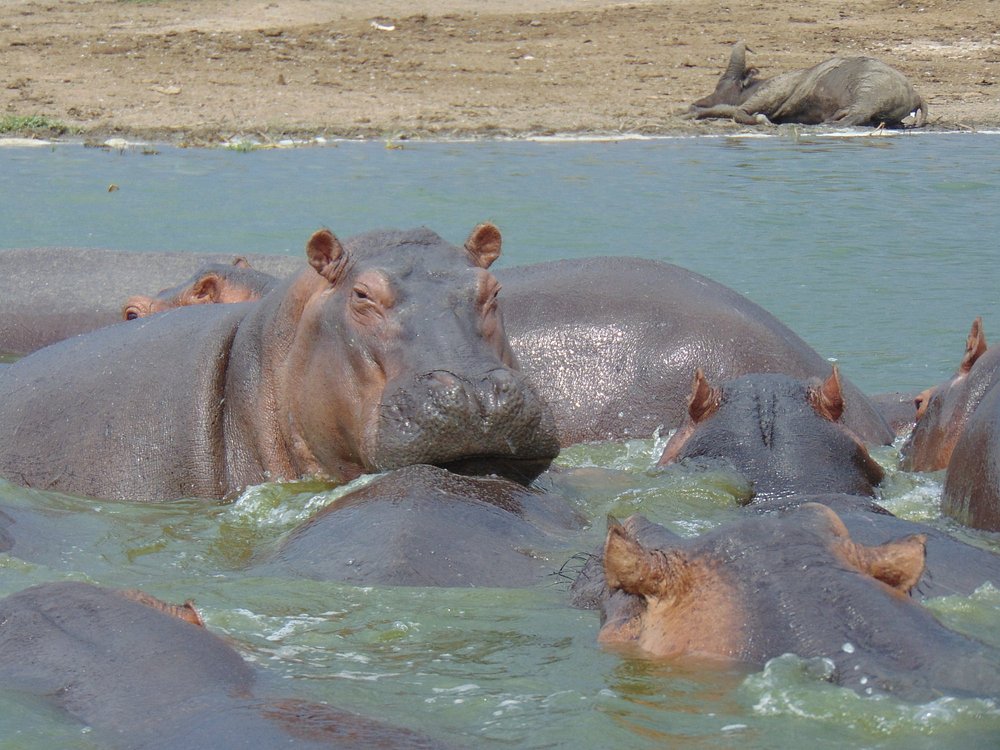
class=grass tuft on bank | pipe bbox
[0,115,77,137]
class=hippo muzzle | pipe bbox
[371,368,560,482]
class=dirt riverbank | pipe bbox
[1,0,997,143]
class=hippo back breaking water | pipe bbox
[0,224,559,501]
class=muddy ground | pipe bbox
[0,0,997,143]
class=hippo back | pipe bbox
[942,381,1000,531]
[497,257,893,445]
[0,304,246,501]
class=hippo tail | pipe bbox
[911,98,928,128]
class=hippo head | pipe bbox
[689,41,762,111]
[901,317,999,471]
[278,223,559,483]
[658,367,885,500]
[598,504,926,663]
[122,257,269,321]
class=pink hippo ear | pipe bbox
[306,228,349,284]
[844,533,927,594]
[464,223,502,268]
[810,365,845,423]
[689,368,721,423]
[189,273,223,303]
[603,516,688,599]
[119,588,205,627]
[960,317,988,374]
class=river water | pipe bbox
[1,132,999,748]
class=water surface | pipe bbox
[1,133,999,748]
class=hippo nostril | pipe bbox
[486,368,516,392]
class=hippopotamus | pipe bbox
[121,256,278,320]
[121,255,895,446]
[941,378,1000,531]
[0,246,301,356]
[687,41,927,127]
[0,248,894,447]
[0,224,559,501]
[654,367,1000,597]
[0,581,448,749]
[902,317,1000,472]
[579,505,1000,702]
[496,256,894,446]
[658,367,885,500]
[255,464,585,586]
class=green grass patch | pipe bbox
[0,115,74,136]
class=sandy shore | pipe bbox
[1,0,997,143]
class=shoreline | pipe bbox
[2,1,997,146]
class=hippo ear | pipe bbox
[960,317,988,374]
[190,273,223,303]
[119,589,205,628]
[231,256,252,269]
[464,223,502,268]
[306,228,349,284]
[688,368,721,423]
[604,516,684,599]
[850,534,927,594]
[810,365,845,422]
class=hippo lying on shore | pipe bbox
[687,41,927,127]
[902,317,1000,472]
[256,464,585,587]
[0,224,559,501]
[583,505,1000,702]
[656,368,1000,598]
[0,581,447,749]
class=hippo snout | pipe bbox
[372,368,559,478]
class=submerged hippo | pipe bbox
[654,367,1000,597]
[586,505,1000,702]
[0,581,447,749]
[942,378,1000,531]
[658,367,885,499]
[121,256,278,320]
[902,317,1000,472]
[0,224,559,501]
[256,464,585,587]
[0,247,301,356]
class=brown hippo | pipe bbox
[901,317,1000,471]
[585,505,1000,702]
[653,367,1000,598]
[255,464,585,587]
[658,367,885,500]
[121,255,896,446]
[0,249,894,447]
[0,224,559,501]
[121,256,278,320]
[0,581,448,749]
[942,378,1000,531]
[0,246,301,356]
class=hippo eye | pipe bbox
[123,307,141,321]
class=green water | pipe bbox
[2,132,1000,746]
